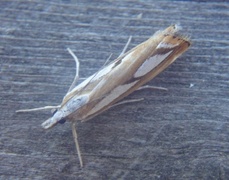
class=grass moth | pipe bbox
[17,24,191,167]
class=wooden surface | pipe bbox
[1,0,229,179]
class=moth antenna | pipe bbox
[16,105,61,113]
[71,122,83,167]
[67,48,80,92]
[118,36,132,58]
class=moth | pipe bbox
[17,24,191,167]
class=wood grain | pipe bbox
[1,0,229,179]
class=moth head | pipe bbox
[42,109,66,129]
[51,109,66,124]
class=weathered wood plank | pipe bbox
[1,0,229,179]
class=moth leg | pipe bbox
[16,105,61,113]
[71,122,83,167]
[111,98,144,108]
[110,85,168,108]
[67,48,80,92]
[118,36,132,58]
[103,53,113,66]
[137,85,168,91]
